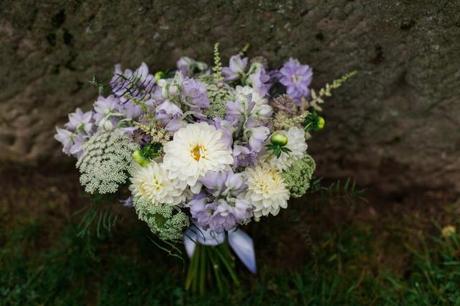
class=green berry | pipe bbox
[154,71,166,81]
[132,150,149,167]
[317,116,325,130]
[271,133,288,146]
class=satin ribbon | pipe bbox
[183,225,257,273]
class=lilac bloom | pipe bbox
[69,134,88,158]
[248,126,270,152]
[213,118,234,147]
[117,101,142,119]
[182,78,210,109]
[200,171,228,197]
[177,57,208,77]
[222,54,248,81]
[279,58,313,102]
[249,66,271,97]
[54,128,74,155]
[155,100,185,132]
[111,62,156,100]
[65,108,94,134]
[233,145,257,168]
[93,95,120,123]
[120,196,133,208]
[224,172,246,194]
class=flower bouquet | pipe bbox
[56,44,354,293]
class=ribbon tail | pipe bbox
[228,229,257,273]
[183,227,198,258]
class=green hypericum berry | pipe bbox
[271,133,288,146]
[304,111,326,132]
[317,116,325,129]
[154,71,166,81]
[132,150,149,167]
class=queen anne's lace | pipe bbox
[282,154,316,198]
[133,196,189,241]
[76,131,138,194]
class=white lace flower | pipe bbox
[244,164,289,219]
[269,127,307,170]
[130,162,186,206]
[162,122,234,187]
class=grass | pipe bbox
[0,170,459,305]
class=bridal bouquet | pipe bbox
[55,44,354,293]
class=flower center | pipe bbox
[190,144,207,161]
[291,74,301,84]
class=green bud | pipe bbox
[317,116,325,130]
[132,150,150,167]
[271,133,288,146]
[154,71,166,81]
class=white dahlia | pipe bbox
[130,162,186,206]
[269,126,307,170]
[162,122,234,187]
[244,164,290,219]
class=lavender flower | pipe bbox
[93,95,120,123]
[155,100,184,132]
[279,58,313,102]
[248,66,271,97]
[177,57,208,77]
[65,108,94,134]
[248,126,270,152]
[111,62,156,101]
[189,196,251,232]
[55,128,74,155]
[222,54,248,81]
[200,170,246,197]
[182,78,210,109]
[233,145,257,168]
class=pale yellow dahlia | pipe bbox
[130,162,186,206]
[244,164,289,219]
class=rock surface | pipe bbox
[1,0,459,193]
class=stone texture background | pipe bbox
[1,0,459,194]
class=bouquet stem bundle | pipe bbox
[185,242,239,294]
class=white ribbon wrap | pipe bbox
[183,225,257,274]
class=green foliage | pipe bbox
[266,143,291,158]
[3,212,460,305]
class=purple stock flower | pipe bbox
[213,118,233,148]
[55,128,74,155]
[222,54,248,81]
[54,128,87,158]
[68,134,88,158]
[189,196,251,232]
[65,108,94,134]
[200,170,246,197]
[182,78,210,109]
[233,145,257,168]
[111,62,156,100]
[93,95,120,123]
[249,66,271,97]
[279,58,313,102]
[155,100,184,132]
[117,101,143,119]
[248,126,270,152]
[177,57,208,77]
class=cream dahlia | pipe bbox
[244,164,289,219]
[269,126,307,170]
[130,162,186,205]
[162,122,234,187]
